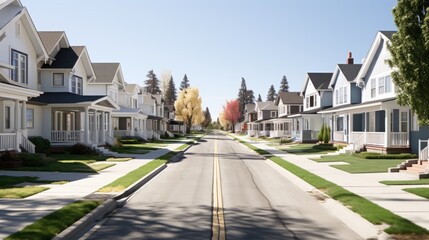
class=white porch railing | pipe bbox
[366,132,385,146]
[334,131,345,142]
[390,132,409,146]
[352,134,365,152]
[419,139,428,161]
[270,130,292,138]
[0,133,17,151]
[20,133,35,153]
[51,131,84,143]
[259,131,270,137]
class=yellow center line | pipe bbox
[212,135,226,240]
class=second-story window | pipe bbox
[370,78,376,98]
[271,111,277,118]
[53,73,64,86]
[378,77,385,94]
[11,50,28,84]
[72,76,83,94]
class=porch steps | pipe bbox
[94,146,118,156]
[397,160,429,179]
[326,144,354,155]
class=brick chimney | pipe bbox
[347,52,354,64]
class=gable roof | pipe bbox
[125,83,140,94]
[329,64,362,88]
[41,46,84,69]
[38,31,68,54]
[356,31,395,86]
[256,101,277,111]
[308,73,332,90]
[275,91,303,105]
[0,0,22,30]
[92,63,120,83]
[245,103,255,113]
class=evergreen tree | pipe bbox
[144,70,161,94]
[202,107,212,129]
[237,78,247,122]
[387,0,429,125]
[164,76,177,105]
[266,85,277,102]
[246,89,255,104]
[257,94,262,102]
[279,75,290,93]
[180,74,190,90]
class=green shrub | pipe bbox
[313,143,337,150]
[29,136,51,154]
[69,143,96,155]
[323,126,331,144]
[18,153,52,167]
[354,152,417,159]
[318,125,325,142]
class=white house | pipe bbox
[271,92,303,138]
[289,72,332,142]
[30,31,119,146]
[248,101,277,137]
[0,0,48,153]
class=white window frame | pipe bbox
[385,75,391,93]
[335,89,339,104]
[370,78,376,98]
[53,73,64,87]
[271,111,277,118]
[378,77,385,94]
[11,49,28,84]
[26,109,34,129]
[72,75,83,94]
[5,106,11,129]
[400,111,408,132]
[339,87,343,104]
[344,86,348,104]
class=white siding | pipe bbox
[0,18,39,91]
[27,105,43,136]
[303,79,320,112]
[332,71,350,107]
[361,38,396,103]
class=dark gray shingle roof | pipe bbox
[29,92,104,104]
[308,73,333,90]
[380,31,396,40]
[337,64,362,82]
[42,46,84,69]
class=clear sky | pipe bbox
[22,0,397,119]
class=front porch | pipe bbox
[270,119,292,138]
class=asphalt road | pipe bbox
[85,131,362,240]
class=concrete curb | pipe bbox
[53,199,117,240]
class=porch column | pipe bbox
[130,117,135,136]
[15,100,20,132]
[21,101,27,133]
[347,113,352,143]
[93,110,98,145]
[101,111,106,144]
[385,109,392,147]
[84,107,89,144]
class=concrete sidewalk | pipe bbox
[233,134,429,232]
[0,141,185,239]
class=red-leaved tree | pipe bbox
[223,99,241,132]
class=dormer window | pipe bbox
[11,50,28,84]
[53,73,64,86]
[271,111,277,118]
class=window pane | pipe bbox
[53,73,64,86]
[26,109,34,128]
[385,75,391,93]
[5,106,11,129]
[378,77,385,94]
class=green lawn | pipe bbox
[403,188,429,199]
[6,200,100,240]
[0,176,66,199]
[281,144,337,155]
[380,179,429,185]
[312,154,404,173]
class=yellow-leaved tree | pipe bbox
[174,87,205,134]
[218,111,230,130]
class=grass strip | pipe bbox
[236,139,428,235]
[403,188,429,200]
[98,151,178,193]
[380,179,429,185]
[6,200,100,240]
[0,176,38,187]
[0,186,48,199]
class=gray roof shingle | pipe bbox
[42,46,85,69]
[29,92,105,104]
[92,63,120,83]
[38,31,64,54]
[308,73,333,90]
[337,64,362,82]
[276,92,303,105]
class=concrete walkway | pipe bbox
[0,141,185,239]
[233,134,429,232]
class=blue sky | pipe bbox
[22,0,397,119]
